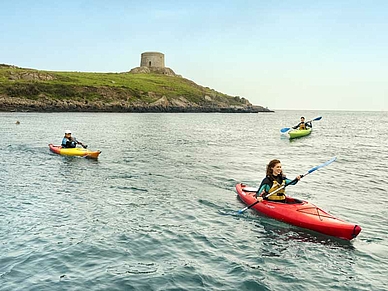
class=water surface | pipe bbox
[1,111,387,290]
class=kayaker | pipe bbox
[292,116,312,130]
[61,130,87,148]
[256,159,301,203]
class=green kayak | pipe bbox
[288,128,312,139]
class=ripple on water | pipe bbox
[1,111,387,290]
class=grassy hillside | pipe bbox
[0,64,269,112]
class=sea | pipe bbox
[1,110,387,291]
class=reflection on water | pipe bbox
[257,219,355,250]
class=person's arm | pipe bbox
[256,184,268,202]
[257,184,270,196]
[292,122,301,129]
[73,137,87,148]
[285,175,301,185]
[306,121,312,128]
[256,178,271,201]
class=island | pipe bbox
[0,52,273,113]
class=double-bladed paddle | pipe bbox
[280,116,322,133]
[73,138,88,149]
[237,157,337,214]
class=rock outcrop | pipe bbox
[129,66,178,77]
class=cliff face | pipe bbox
[0,64,273,113]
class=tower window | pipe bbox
[149,61,151,67]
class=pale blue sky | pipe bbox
[1,0,387,111]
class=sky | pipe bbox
[1,0,387,111]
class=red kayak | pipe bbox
[236,183,361,240]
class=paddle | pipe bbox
[78,142,88,149]
[236,157,337,214]
[280,116,322,133]
[73,138,88,149]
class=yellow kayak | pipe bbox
[49,144,101,159]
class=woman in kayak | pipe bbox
[61,130,87,148]
[256,159,300,203]
[293,116,312,130]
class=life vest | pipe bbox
[62,137,77,148]
[299,122,306,130]
[267,179,286,201]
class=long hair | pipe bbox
[266,159,283,179]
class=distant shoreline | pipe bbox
[0,64,274,113]
[0,103,274,113]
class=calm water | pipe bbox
[1,111,387,291]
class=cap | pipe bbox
[65,130,72,134]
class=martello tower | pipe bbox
[140,52,165,68]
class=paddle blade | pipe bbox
[280,127,291,133]
[313,116,322,121]
[237,207,248,214]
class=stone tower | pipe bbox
[140,52,165,68]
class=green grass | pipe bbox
[0,64,250,107]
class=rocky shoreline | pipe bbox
[0,96,272,113]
